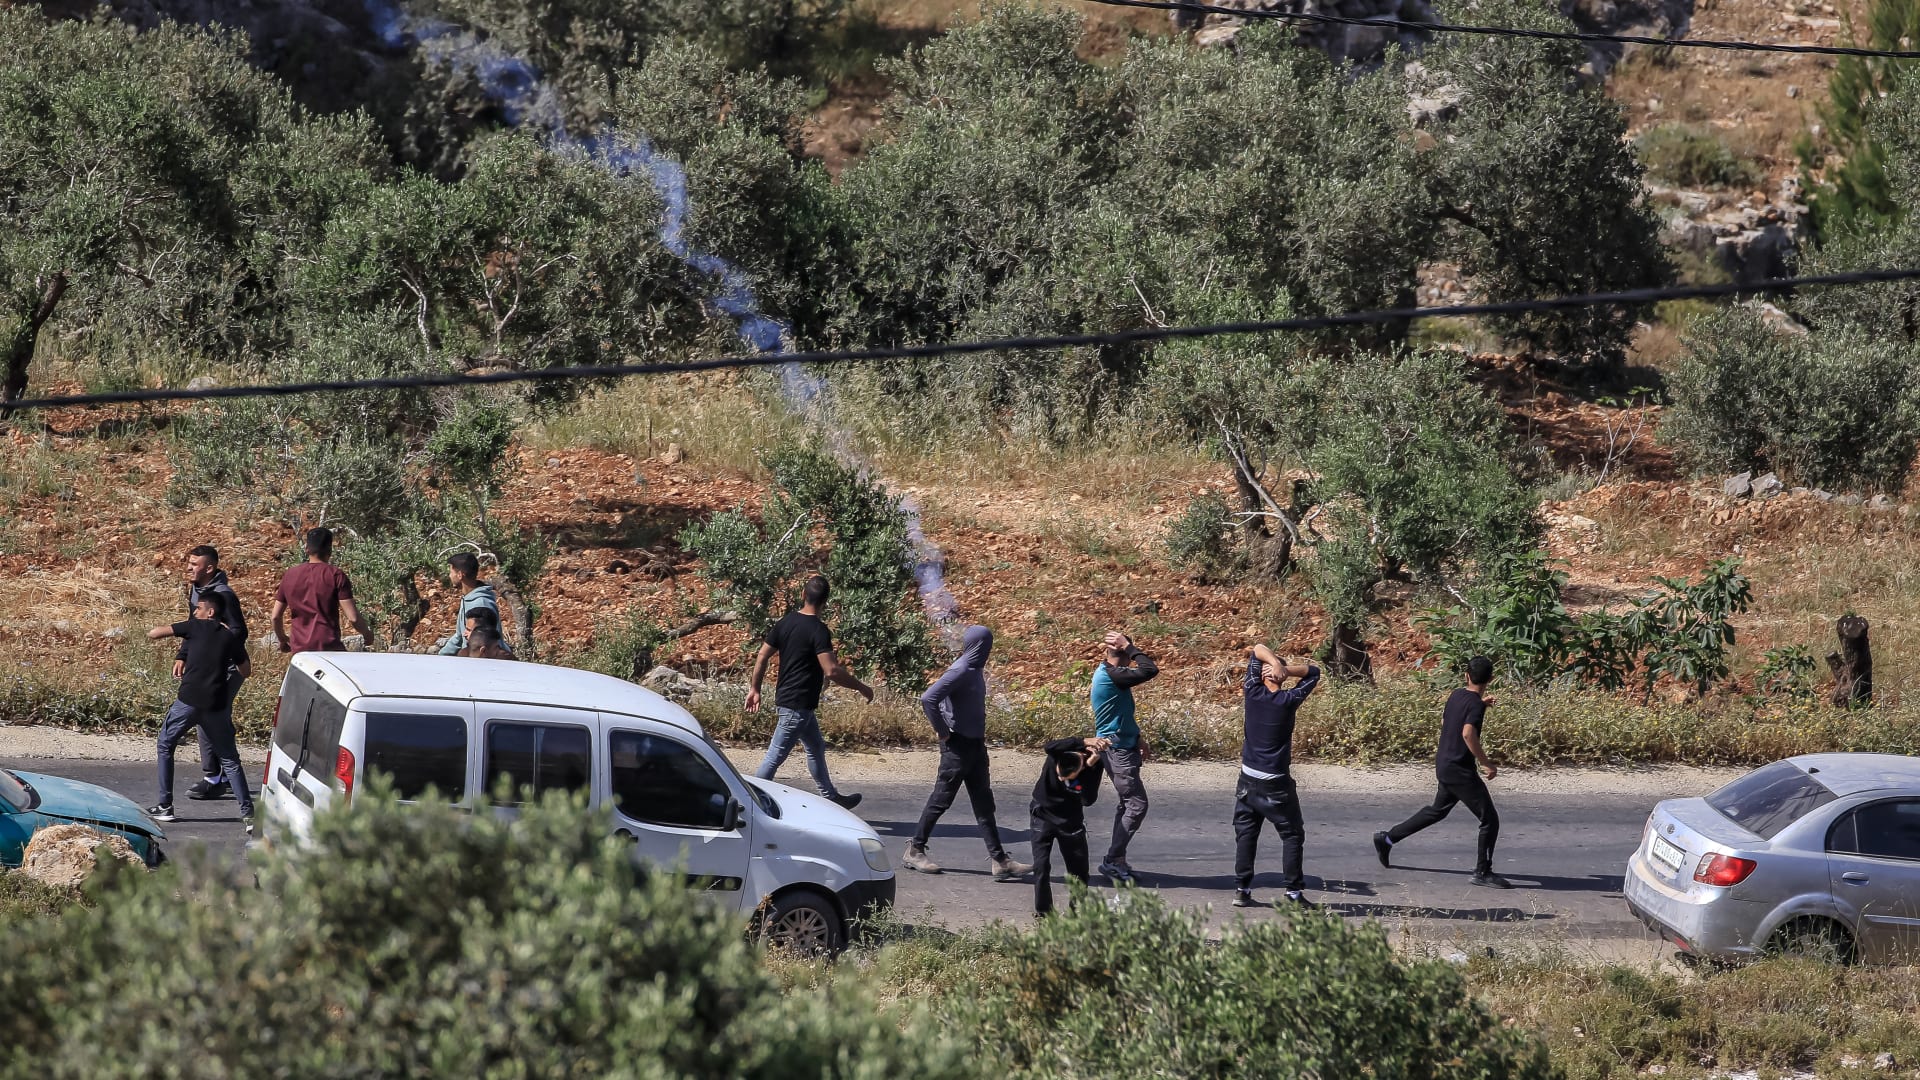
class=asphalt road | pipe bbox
[5,754,1664,948]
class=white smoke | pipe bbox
[363,1,961,640]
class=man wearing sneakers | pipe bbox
[147,594,254,832]
[1232,644,1321,909]
[902,624,1031,883]
[1373,655,1510,889]
[179,545,248,804]
[1091,630,1157,885]
[747,574,869,810]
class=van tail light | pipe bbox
[335,746,356,803]
[1694,853,1757,887]
[271,695,283,729]
[261,745,274,796]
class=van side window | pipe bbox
[1835,800,1920,861]
[364,713,468,801]
[485,722,590,804]
[608,730,732,831]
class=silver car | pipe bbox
[1625,753,1920,964]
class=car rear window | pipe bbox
[364,713,468,802]
[272,666,350,780]
[1706,761,1838,839]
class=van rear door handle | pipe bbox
[1842,872,1871,884]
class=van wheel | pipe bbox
[758,890,845,956]
[1768,917,1855,964]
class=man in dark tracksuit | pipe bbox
[903,625,1033,882]
[1031,735,1109,915]
[179,545,248,802]
[1374,655,1511,889]
[1232,644,1321,909]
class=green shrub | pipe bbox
[1664,307,1920,492]
[0,785,976,1080]
[0,871,80,926]
[943,887,1550,1080]
[1162,492,1241,582]
[1755,645,1819,701]
[1634,123,1764,189]
[575,608,670,682]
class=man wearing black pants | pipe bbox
[1031,735,1109,916]
[1232,644,1320,909]
[1374,655,1510,889]
[903,624,1032,882]
[179,545,248,802]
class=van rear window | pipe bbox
[365,713,468,802]
[272,667,349,780]
[1706,761,1838,839]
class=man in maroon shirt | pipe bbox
[269,528,370,653]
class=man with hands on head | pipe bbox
[1232,643,1321,909]
[1031,734,1110,916]
[1091,629,1158,885]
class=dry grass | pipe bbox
[527,373,808,478]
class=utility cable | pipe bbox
[5,267,1918,413]
[1085,0,1920,58]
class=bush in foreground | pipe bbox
[0,786,973,1080]
[880,887,1549,1080]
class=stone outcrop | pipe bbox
[1184,0,1694,75]
[1653,178,1810,284]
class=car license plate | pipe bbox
[1650,834,1686,872]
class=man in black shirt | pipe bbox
[146,595,254,831]
[180,545,248,803]
[1232,644,1321,909]
[1030,735,1109,915]
[747,575,872,810]
[1373,655,1509,888]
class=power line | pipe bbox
[1086,0,1920,58]
[5,267,1917,414]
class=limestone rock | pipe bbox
[1751,472,1782,499]
[1723,471,1753,499]
[20,823,145,889]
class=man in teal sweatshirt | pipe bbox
[437,552,499,656]
[1090,630,1158,884]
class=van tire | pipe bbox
[756,889,846,956]
[1767,916,1855,964]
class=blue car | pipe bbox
[0,768,166,868]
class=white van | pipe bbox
[258,653,894,952]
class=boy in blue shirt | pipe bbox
[1090,630,1157,884]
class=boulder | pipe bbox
[1723,471,1753,499]
[1751,472,1782,499]
[20,823,145,889]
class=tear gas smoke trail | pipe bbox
[365,1,961,640]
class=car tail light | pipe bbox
[1694,853,1757,887]
[335,746,356,803]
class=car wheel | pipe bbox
[757,890,845,956]
[1768,916,1855,964]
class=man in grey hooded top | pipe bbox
[903,624,1033,882]
[437,552,499,656]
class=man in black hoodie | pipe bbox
[1030,735,1109,915]
[903,624,1032,882]
[179,546,248,802]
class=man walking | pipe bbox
[902,624,1031,882]
[1091,630,1157,884]
[146,594,254,831]
[1031,735,1109,916]
[436,552,499,655]
[746,574,869,810]
[270,527,369,654]
[1232,644,1321,908]
[1373,655,1510,889]
[179,545,248,803]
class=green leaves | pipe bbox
[0,786,976,1079]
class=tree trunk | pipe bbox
[1826,615,1873,708]
[1,273,69,413]
[494,578,536,659]
[391,572,429,650]
[1327,624,1375,683]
